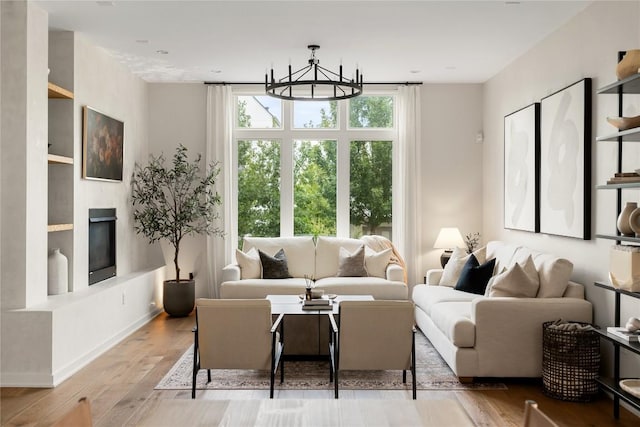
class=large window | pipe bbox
[234,93,395,245]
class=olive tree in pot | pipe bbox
[131,144,223,317]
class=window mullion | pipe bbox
[280,101,294,236]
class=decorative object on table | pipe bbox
[619,379,640,399]
[617,202,637,236]
[539,78,591,240]
[608,245,640,292]
[504,103,540,233]
[606,115,640,131]
[265,44,362,101]
[47,248,68,295]
[542,320,600,402]
[606,326,640,342]
[82,106,124,182]
[625,316,640,332]
[304,274,313,301]
[606,172,640,185]
[131,144,223,317]
[433,227,466,268]
[616,49,640,80]
[629,205,640,237]
[464,232,481,254]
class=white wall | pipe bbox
[483,0,640,378]
[418,84,484,282]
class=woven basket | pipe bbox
[542,321,600,402]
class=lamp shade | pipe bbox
[433,227,465,249]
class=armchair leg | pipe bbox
[402,370,407,384]
[411,330,416,400]
[192,328,199,399]
[207,369,211,383]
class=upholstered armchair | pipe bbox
[329,300,416,399]
[192,299,284,398]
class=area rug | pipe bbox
[155,331,506,391]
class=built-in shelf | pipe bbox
[595,234,640,244]
[596,377,640,413]
[596,183,640,190]
[47,223,73,233]
[596,127,640,142]
[597,72,640,94]
[47,82,73,99]
[47,154,73,165]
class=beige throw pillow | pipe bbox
[337,245,368,277]
[364,247,393,278]
[487,255,540,298]
[235,247,261,279]
[439,246,488,287]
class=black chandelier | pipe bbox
[265,45,363,101]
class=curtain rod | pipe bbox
[203,81,423,86]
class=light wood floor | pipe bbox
[1,313,638,427]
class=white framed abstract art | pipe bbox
[504,103,540,232]
[539,78,592,240]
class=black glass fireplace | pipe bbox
[88,208,116,285]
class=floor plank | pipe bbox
[1,312,638,427]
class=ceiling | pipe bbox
[35,0,591,84]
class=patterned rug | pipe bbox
[155,331,506,391]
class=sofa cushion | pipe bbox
[315,277,408,300]
[364,247,393,278]
[411,284,479,316]
[487,255,540,298]
[243,236,315,278]
[235,247,261,279]
[220,278,307,299]
[259,249,291,279]
[337,245,367,277]
[511,246,573,298]
[454,256,496,295]
[429,302,476,348]
[315,236,364,279]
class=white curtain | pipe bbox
[205,85,233,298]
[395,85,422,285]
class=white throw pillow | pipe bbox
[364,247,393,278]
[487,256,540,298]
[439,246,488,287]
[235,247,261,279]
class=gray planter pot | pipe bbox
[163,279,195,317]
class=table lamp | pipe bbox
[434,227,465,267]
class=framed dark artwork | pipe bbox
[504,103,540,232]
[82,106,124,182]
[539,78,591,240]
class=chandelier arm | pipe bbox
[285,65,313,83]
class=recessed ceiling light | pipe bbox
[156,50,169,55]
[96,1,115,6]
[505,1,521,5]
[136,39,149,44]
[409,70,421,74]
[211,70,222,74]
[445,66,457,70]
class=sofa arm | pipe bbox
[471,297,593,377]
[426,269,444,285]
[222,264,241,282]
[386,264,405,282]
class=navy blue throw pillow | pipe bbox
[259,248,292,279]
[454,255,496,295]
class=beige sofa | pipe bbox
[220,235,408,354]
[412,241,593,380]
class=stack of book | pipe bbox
[606,326,640,342]
[302,297,332,310]
[607,172,640,185]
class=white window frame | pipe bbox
[232,86,398,250]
